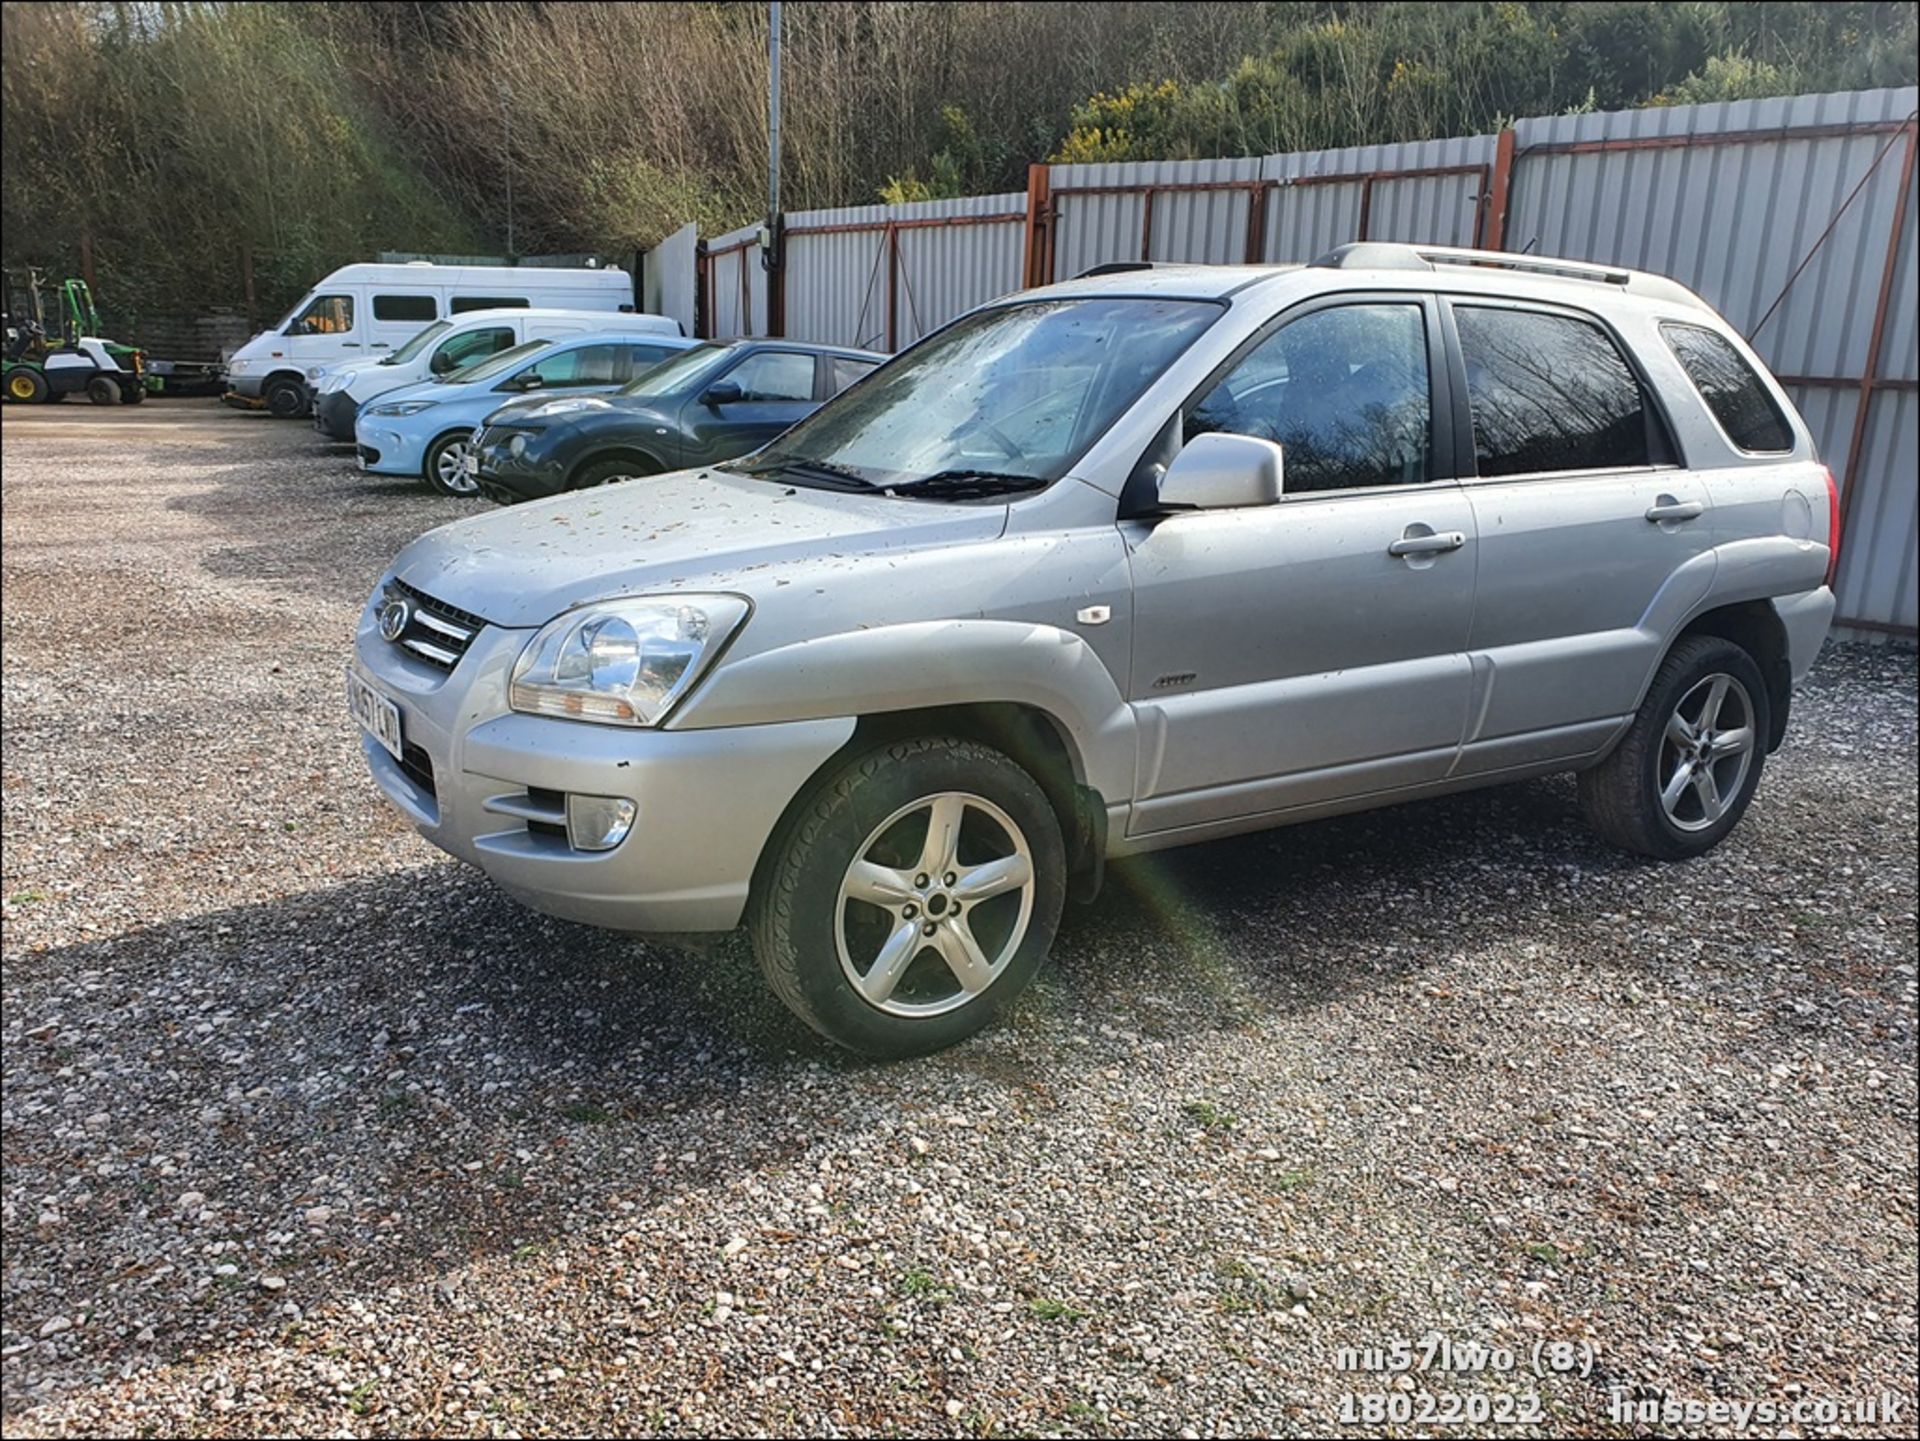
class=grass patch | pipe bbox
[1182,1099,1238,1131]
[375,1091,418,1117]
[898,1267,952,1304]
[1027,1297,1087,1322]
[8,890,45,905]
[561,1101,615,1125]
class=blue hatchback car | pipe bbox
[354,330,699,495]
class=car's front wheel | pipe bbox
[265,377,307,419]
[86,374,121,405]
[1578,634,1771,860]
[424,431,479,497]
[749,737,1066,1056]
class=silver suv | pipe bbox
[350,244,1838,1056]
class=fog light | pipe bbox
[566,794,636,852]
[508,434,528,458]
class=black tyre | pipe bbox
[1578,635,1771,860]
[264,377,307,419]
[749,737,1066,1057]
[572,453,659,490]
[6,368,47,403]
[120,381,146,404]
[86,374,121,406]
[423,430,480,497]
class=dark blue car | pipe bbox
[470,338,884,504]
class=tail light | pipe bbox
[1822,466,1842,589]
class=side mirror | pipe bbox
[1157,432,1285,511]
[701,379,743,407]
[514,372,545,391]
[429,351,455,375]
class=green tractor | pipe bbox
[3,268,146,405]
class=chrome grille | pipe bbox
[385,580,484,671]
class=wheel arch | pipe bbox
[748,700,1110,913]
[1670,600,1792,751]
[568,446,665,489]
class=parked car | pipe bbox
[225,260,639,419]
[314,308,681,442]
[349,243,1837,1057]
[469,338,883,503]
[354,331,698,495]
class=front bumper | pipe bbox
[225,371,266,399]
[473,426,569,504]
[351,603,854,933]
[315,388,361,440]
[353,418,426,477]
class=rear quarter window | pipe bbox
[372,294,437,323]
[1660,322,1794,453]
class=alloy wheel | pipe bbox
[834,791,1036,1017]
[1657,672,1756,832]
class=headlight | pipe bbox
[321,373,350,394]
[509,595,749,727]
[508,434,528,458]
[526,396,612,418]
[368,400,438,417]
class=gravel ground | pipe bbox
[2,400,1915,1438]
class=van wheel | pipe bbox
[86,374,122,406]
[749,737,1066,1057]
[6,369,47,403]
[1578,635,1770,860]
[265,377,307,419]
[424,432,479,497]
[573,454,658,490]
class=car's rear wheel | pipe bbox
[265,377,306,419]
[749,737,1065,1056]
[6,369,47,403]
[573,454,658,490]
[424,431,479,497]
[1578,635,1770,860]
[86,374,121,405]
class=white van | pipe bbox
[309,307,681,439]
[223,261,645,418]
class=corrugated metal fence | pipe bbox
[687,86,1917,641]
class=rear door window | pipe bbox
[1660,322,1793,453]
[1453,306,1650,477]
[829,357,879,394]
[625,343,681,378]
[372,294,438,323]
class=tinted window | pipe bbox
[1455,306,1649,477]
[528,343,620,387]
[431,326,514,375]
[284,294,352,336]
[1187,303,1431,493]
[1662,323,1793,452]
[829,357,878,393]
[372,293,437,323]
[451,296,530,313]
[725,350,816,402]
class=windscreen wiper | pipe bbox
[729,457,874,490]
[884,469,1049,499]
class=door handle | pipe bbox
[340,342,361,349]
[1645,499,1704,522]
[1388,530,1466,557]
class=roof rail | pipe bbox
[1308,242,1704,308]
[1077,261,1160,279]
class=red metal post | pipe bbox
[1356,176,1374,241]
[1839,118,1918,542]
[1023,163,1052,289]
[1483,129,1516,250]
[1243,181,1270,263]
[1140,189,1156,261]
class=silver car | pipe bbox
[350,243,1837,1056]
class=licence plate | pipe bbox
[346,669,404,761]
[464,451,480,477]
